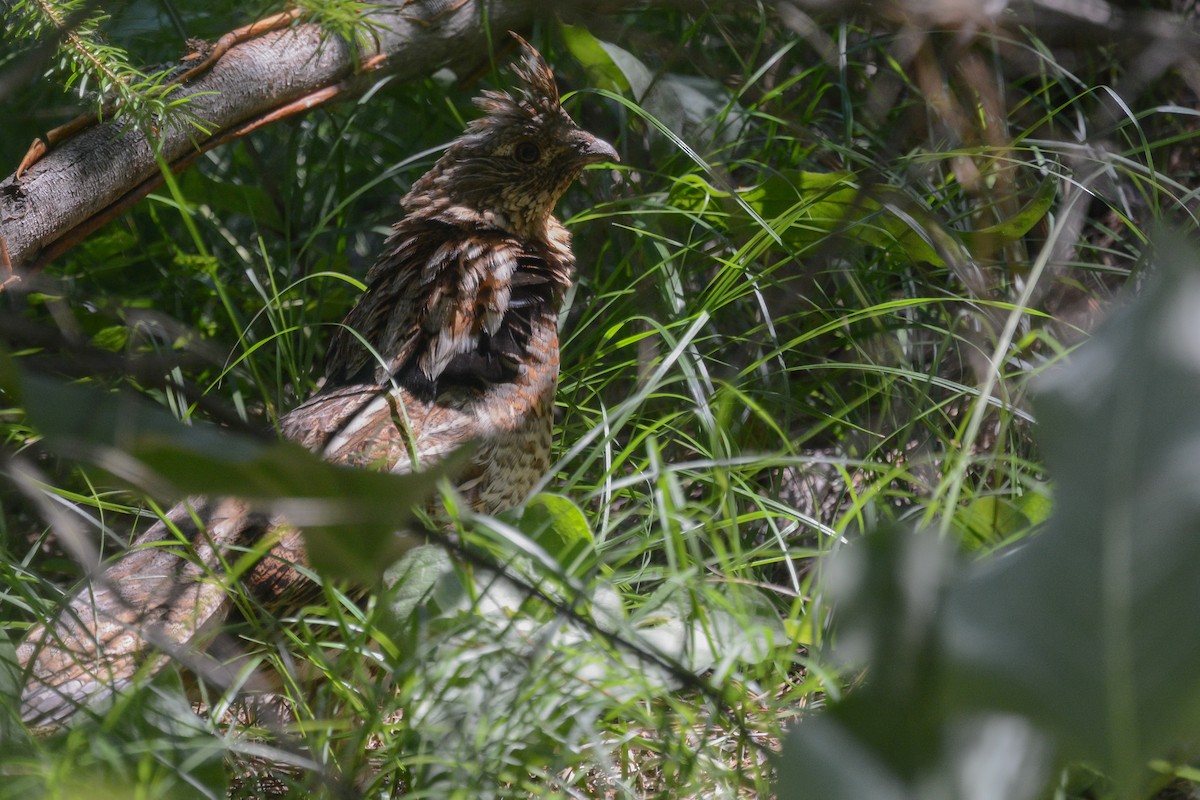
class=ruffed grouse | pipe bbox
[16,35,617,729]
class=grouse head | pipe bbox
[403,34,618,240]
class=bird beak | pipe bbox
[572,130,619,165]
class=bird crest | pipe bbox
[470,34,566,131]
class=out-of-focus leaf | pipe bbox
[957,494,1037,548]
[1014,484,1053,527]
[90,324,130,352]
[781,707,1051,800]
[0,357,452,584]
[0,631,25,746]
[673,171,1054,268]
[383,544,452,624]
[564,25,746,143]
[656,73,748,145]
[962,178,1056,245]
[779,234,1200,799]
[177,167,283,231]
[777,528,1054,800]
[944,233,1200,793]
[626,584,784,681]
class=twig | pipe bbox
[16,9,306,179]
[0,236,17,291]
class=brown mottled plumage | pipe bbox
[17,35,616,729]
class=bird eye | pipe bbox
[513,141,541,163]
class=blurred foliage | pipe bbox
[781,235,1200,800]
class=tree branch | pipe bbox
[0,0,627,272]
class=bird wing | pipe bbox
[324,220,540,388]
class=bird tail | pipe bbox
[16,497,291,730]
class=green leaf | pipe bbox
[383,544,453,625]
[777,528,1053,800]
[90,324,130,352]
[177,169,284,232]
[520,491,594,574]
[0,631,26,747]
[964,177,1056,242]
[672,171,1055,269]
[560,23,631,93]
[956,494,1035,547]
[1013,486,1053,527]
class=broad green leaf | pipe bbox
[383,544,453,624]
[177,169,283,231]
[671,171,1055,268]
[956,494,1037,548]
[963,177,1056,243]
[520,491,594,574]
[1014,486,1053,527]
[560,23,630,93]
[560,25,695,139]
[90,324,130,352]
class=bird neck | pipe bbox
[402,193,554,245]
[401,151,564,244]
